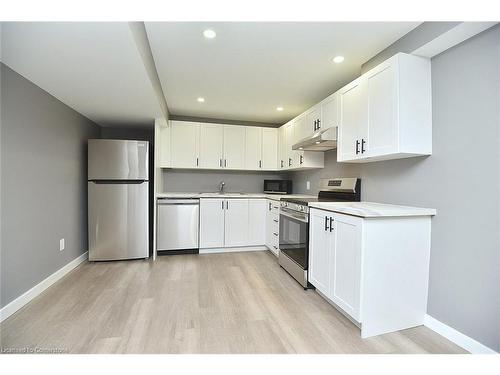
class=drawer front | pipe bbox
[270,213,280,230]
[269,235,280,255]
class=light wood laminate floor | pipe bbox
[0,251,466,354]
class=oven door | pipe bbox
[279,208,309,269]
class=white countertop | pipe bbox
[156,192,316,201]
[309,201,436,218]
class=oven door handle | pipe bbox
[280,209,309,223]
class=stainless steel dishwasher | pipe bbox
[157,198,199,252]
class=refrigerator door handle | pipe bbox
[90,179,147,184]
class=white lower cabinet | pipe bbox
[200,198,267,251]
[265,199,280,256]
[309,208,432,338]
[248,199,267,246]
[308,210,332,295]
[224,199,249,247]
[199,199,225,248]
[329,213,362,321]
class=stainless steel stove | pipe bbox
[278,178,361,288]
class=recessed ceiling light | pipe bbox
[276,106,284,111]
[315,141,321,144]
[203,29,216,39]
[299,147,303,150]
[197,97,205,103]
[333,56,345,64]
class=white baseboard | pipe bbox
[199,246,267,254]
[0,252,88,323]
[424,314,497,354]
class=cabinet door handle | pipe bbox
[281,160,284,168]
[329,217,334,232]
[273,232,278,236]
[299,155,303,165]
[273,219,278,223]
[196,157,199,166]
[317,119,320,129]
[273,245,278,250]
[324,216,329,231]
[361,139,366,154]
[224,159,227,167]
[355,140,360,155]
[226,201,229,209]
[222,201,224,210]
[288,158,292,166]
[259,160,262,168]
[219,158,222,167]
[268,202,272,211]
[313,120,317,131]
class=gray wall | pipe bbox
[361,22,461,73]
[291,25,500,351]
[162,169,285,193]
[0,64,101,308]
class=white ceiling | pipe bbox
[1,22,163,127]
[1,22,421,127]
[145,22,421,124]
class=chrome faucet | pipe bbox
[218,181,226,193]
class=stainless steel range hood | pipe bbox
[292,127,337,151]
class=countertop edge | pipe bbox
[309,202,437,218]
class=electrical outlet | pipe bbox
[59,238,65,252]
[306,181,310,190]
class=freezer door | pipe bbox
[88,139,148,180]
[88,181,149,261]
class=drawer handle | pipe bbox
[273,219,278,223]
[273,232,278,236]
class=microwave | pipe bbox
[264,180,292,194]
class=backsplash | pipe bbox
[162,169,287,193]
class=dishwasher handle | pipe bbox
[157,198,200,205]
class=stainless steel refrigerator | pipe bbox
[88,139,149,261]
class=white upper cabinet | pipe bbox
[294,113,309,142]
[337,53,432,163]
[223,125,246,169]
[284,121,295,168]
[305,104,322,135]
[157,123,171,168]
[278,125,287,170]
[245,127,263,170]
[199,123,224,169]
[275,118,324,171]
[261,128,278,170]
[338,77,367,162]
[321,92,339,131]
[170,121,200,168]
[160,121,280,171]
